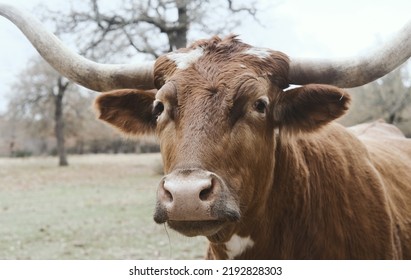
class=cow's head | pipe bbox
[94,36,350,241]
[2,4,410,242]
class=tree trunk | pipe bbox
[387,112,396,124]
[168,0,189,50]
[54,77,69,166]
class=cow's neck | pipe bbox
[207,124,392,259]
[206,127,312,259]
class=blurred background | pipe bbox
[0,0,410,259]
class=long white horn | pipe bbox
[288,19,411,88]
[0,4,155,91]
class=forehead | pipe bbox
[153,36,290,91]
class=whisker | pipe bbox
[163,223,172,259]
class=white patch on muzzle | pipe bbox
[225,234,254,259]
[167,47,204,70]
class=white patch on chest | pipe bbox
[225,234,254,259]
[167,47,204,70]
[244,47,272,59]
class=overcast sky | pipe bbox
[1,0,411,113]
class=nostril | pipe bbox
[164,188,173,202]
[199,179,214,201]
[161,181,173,202]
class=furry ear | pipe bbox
[94,89,157,136]
[274,84,351,132]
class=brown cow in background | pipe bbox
[1,5,411,259]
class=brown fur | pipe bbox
[95,89,156,135]
[95,36,411,259]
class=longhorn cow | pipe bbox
[1,5,411,259]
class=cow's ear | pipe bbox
[94,89,156,136]
[273,84,351,133]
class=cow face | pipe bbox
[95,36,350,242]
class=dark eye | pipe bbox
[153,100,164,120]
[253,98,268,114]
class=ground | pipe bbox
[0,154,206,259]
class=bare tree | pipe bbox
[7,58,81,165]
[44,0,259,60]
[5,56,147,158]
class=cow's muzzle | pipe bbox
[153,168,240,236]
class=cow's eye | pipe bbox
[153,100,165,120]
[253,98,268,114]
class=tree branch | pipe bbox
[227,0,257,17]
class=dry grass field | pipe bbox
[0,154,206,259]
